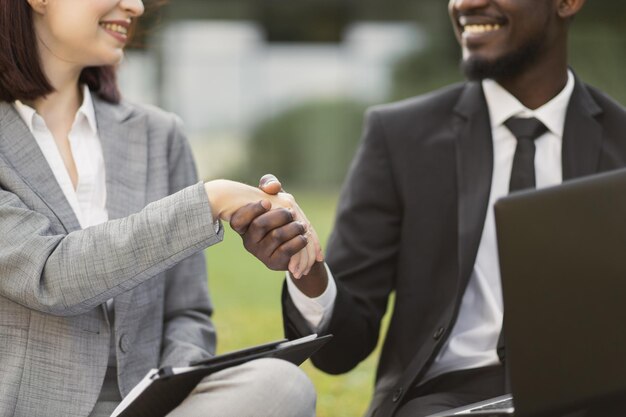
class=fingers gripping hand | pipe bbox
[205,176,323,275]
[230,200,272,236]
[258,174,312,275]
[258,174,324,278]
[230,203,309,271]
[283,193,322,278]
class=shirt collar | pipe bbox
[77,84,98,135]
[482,70,575,138]
[12,84,98,135]
[12,100,37,132]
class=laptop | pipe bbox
[429,168,626,417]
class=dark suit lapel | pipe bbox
[562,78,603,180]
[378,84,495,417]
[453,82,494,287]
[0,102,81,232]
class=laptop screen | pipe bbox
[494,168,626,417]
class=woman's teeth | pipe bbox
[100,23,128,35]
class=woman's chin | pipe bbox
[87,50,125,68]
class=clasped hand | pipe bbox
[204,175,322,278]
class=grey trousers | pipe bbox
[88,358,316,417]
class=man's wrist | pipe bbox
[286,262,337,331]
[290,261,328,298]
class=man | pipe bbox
[232,0,626,415]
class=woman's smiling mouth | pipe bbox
[99,20,131,43]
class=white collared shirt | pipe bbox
[425,71,575,380]
[13,85,108,229]
[288,71,576,381]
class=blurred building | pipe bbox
[118,21,424,179]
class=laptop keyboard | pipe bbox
[469,398,514,412]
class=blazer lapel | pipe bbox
[453,82,494,287]
[93,96,148,220]
[0,102,81,232]
[93,97,148,326]
[562,78,603,180]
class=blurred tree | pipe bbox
[178,0,626,188]
[130,0,168,49]
[568,1,626,105]
[388,0,626,105]
[157,0,424,23]
[389,33,461,101]
[387,1,461,101]
[244,100,367,188]
[255,0,353,42]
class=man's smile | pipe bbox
[463,23,502,34]
[457,15,507,46]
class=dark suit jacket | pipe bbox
[282,77,626,417]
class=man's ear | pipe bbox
[26,0,48,15]
[556,0,586,19]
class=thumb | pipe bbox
[259,173,283,195]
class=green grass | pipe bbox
[206,190,385,417]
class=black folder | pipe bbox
[111,334,332,417]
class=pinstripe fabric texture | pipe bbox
[0,97,222,417]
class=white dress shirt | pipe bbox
[288,71,575,381]
[13,86,108,230]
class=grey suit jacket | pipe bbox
[0,96,222,417]
[282,77,626,417]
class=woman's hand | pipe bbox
[204,179,291,222]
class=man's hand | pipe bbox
[231,201,308,272]
[229,174,323,278]
[258,174,323,276]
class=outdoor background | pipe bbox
[119,2,626,416]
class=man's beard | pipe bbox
[461,35,544,81]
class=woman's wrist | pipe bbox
[204,179,232,220]
[204,179,269,221]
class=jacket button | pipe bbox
[433,326,445,340]
[119,334,131,353]
[392,387,403,402]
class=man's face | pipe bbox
[448,0,557,81]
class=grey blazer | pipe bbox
[0,97,222,417]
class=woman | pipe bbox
[0,0,320,416]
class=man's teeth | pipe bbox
[464,24,501,34]
[100,23,128,35]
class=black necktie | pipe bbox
[505,117,548,192]
[497,117,548,363]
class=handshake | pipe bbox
[204,174,323,280]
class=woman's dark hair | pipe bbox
[0,0,123,103]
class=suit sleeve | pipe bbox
[282,108,402,374]
[160,115,217,366]
[0,123,223,317]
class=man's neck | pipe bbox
[497,68,569,110]
[495,44,570,110]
